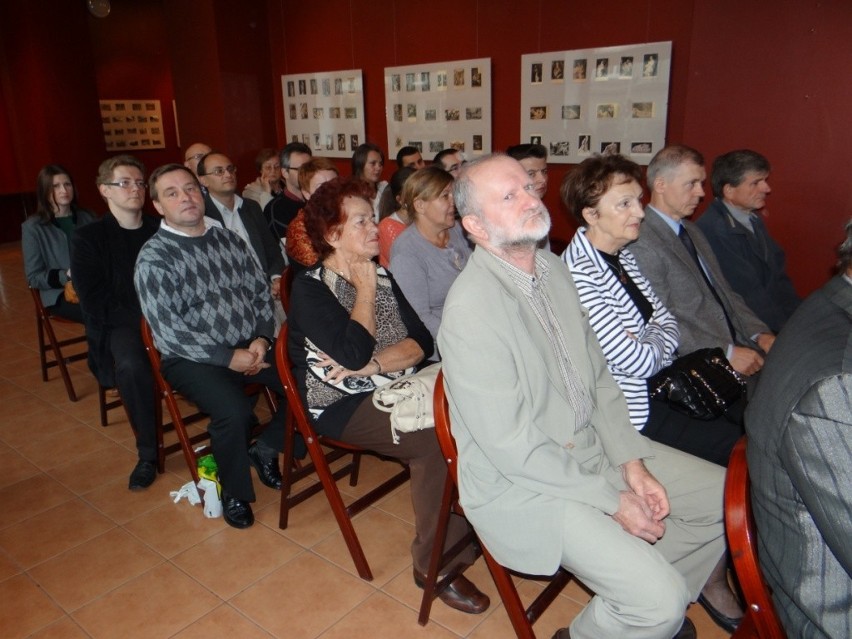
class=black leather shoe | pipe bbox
[698,593,742,633]
[128,460,156,490]
[551,628,570,639]
[248,442,282,490]
[222,492,254,529]
[414,569,490,614]
[675,617,697,639]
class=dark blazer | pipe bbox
[204,194,285,281]
[696,198,800,332]
[745,275,852,639]
[22,207,96,307]
[629,207,768,356]
[70,212,159,386]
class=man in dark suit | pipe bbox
[72,155,159,490]
[198,152,285,305]
[745,220,852,639]
[629,145,775,378]
[697,150,800,333]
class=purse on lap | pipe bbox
[647,347,745,420]
[373,362,442,443]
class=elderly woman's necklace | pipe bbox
[323,258,350,282]
[599,250,627,284]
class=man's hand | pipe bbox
[228,344,270,375]
[729,345,764,376]
[270,278,281,300]
[621,459,670,521]
[756,332,775,354]
[612,491,666,543]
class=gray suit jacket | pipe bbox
[204,194,285,281]
[745,275,852,639]
[438,247,651,574]
[629,207,768,356]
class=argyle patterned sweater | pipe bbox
[134,225,275,367]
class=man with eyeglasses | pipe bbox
[263,142,312,243]
[135,164,288,529]
[71,154,160,491]
[183,142,212,177]
[198,152,285,310]
[434,148,465,178]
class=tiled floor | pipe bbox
[0,241,731,638]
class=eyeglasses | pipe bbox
[206,165,237,177]
[184,152,205,163]
[104,179,146,191]
[283,166,300,172]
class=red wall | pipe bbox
[2,0,849,296]
[275,0,697,245]
[271,0,851,296]
[683,0,852,295]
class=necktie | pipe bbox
[678,225,737,341]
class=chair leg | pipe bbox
[40,314,78,402]
[481,548,537,639]
[36,314,49,382]
[418,473,456,625]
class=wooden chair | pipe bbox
[420,370,573,636]
[140,318,278,480]
[97,383,125,427]
[31,287,88,402]
[31,287,123,425]
[725,437,787,639]
[274,324,411,581]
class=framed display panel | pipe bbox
[384,58,491,160]
[520,42,671,165]
[282,70,366,158]
[99,99,165,151]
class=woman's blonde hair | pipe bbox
[399,165,453,221]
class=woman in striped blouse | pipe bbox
[560,154,742,466]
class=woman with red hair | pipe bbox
[287,177,488,615]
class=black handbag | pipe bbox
[647,347,746,420]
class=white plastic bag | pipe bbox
[198,477,222,518]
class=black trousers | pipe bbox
[109,325,157,463]
[641,396,744,467]
[161,350,286,502]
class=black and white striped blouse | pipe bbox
[562,228,679,430]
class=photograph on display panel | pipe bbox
[520,41,671,165]
[384,58,492,161]
[100,100,165,151]
[281,69,365,158]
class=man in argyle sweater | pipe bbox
[134,163,286,529]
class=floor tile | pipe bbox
[16,422,115,470]
[83,473,187,524]
[0,498,114,568]
[0,473,75,529]
[28,527,163,611]
[230,552,374,639]
[27,616,91,639]
[172,604,274,639]
[322,591,461,638]
[72,563,221,638]
[48,443,139,494]
[123,498,227,558]
[311,507,414,586]
[0,446,41,490]
[172,523,303,599]
[0,573,65,639]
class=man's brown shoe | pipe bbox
[414,569,490,614]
